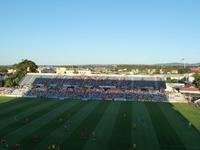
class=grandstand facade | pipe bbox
[17,73,167,101]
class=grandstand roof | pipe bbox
[180,86,200,94]
[26,73,165,81]
[192,70,200,73]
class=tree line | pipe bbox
[0,59,38,87]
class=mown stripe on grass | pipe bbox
[145,103,186,150]
[0,100,63,136]
[0,98,32,114]
[5,100,78,145]
[0,100,40,120]
[131,102,160,150]
[33,101,100,150]
[173,103,200,132]
[82,101,121,150]
[159,103,200,150]
[60,101,110,150]
[19,100,87,150]
[107,102,132,150]
[0,100,61,126]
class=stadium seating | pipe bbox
[0,87,14,95]
[18,74,167,101]
[30,76,166,90]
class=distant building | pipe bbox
[56,67,67,74]
[192,70,200,73]
[147,69,156,74]
[56,67,91,75]
[65,70,75,75]
[171,70,178,74]
[166,83,185,89]
[160,69,164,74]
[180,86,200,95]
[93,67,109,73]
[37,67,56,73]
[77,69,91,75]
[37,68,43,73]
[7,69,16,74]
[164,74,187,80]
[130,69,139,75]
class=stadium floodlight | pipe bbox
[181,58,186,68]
[180,58,190,83]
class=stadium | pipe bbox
[1,0,200,149]
[0,70,200,150]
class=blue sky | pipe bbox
[0,0,200,65]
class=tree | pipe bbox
[73,69,78,74]
[3,59,38,87]
[178,68,190,74]
[178,77,187,83]
[0,67,8,75]
[193,73,200,89]
[166,77,172,83]
[4,78,15,87]
[153,68,160,74]
[13,59,38,74]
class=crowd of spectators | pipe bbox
[0,87,14,95]
[26,87,167,101]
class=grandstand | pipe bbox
[20,74,43,86]
[17,73,167,101]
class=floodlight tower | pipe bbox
[181,58,186,68]
[181,58,189,83]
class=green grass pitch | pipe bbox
[0,96,200,150]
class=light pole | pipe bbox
[181,58,189,83]
[181,58,185,68]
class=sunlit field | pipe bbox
[0,97,200,150]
